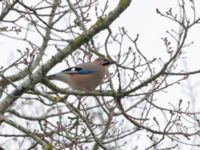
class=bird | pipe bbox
[47,58,114,91]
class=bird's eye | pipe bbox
[103,59,108,62]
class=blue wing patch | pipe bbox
[61,67,95,74]
[78,68,96,74]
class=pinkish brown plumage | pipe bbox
[47,58,114,91]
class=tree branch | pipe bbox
[0,0,132,118]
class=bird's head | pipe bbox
[93,58,114,67]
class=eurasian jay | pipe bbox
[47,58,114,91]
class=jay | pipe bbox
[47,58,114,91]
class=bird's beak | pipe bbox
[103,60,115,66]
[108,60,116,65]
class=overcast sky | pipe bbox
[1,0,200,149]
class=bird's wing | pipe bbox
[61,67,96,74]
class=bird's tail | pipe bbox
[46,73,69,83]
[46,74,57,80]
